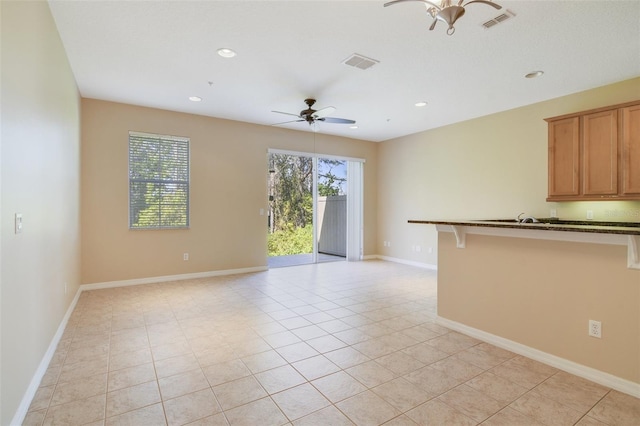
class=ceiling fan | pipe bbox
[271,99,356,130]
[384,0,502,35]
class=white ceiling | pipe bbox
[48,0,640,142]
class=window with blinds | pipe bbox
[128,131,190,229]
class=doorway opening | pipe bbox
[267,151,362,268]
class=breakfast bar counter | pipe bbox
[408,219,640,235]
[410,218,640,393]
[409,219,640,269]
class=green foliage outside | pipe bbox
[267,225,313,256]
[317,159,346,197]
[129,135,189,228]
[268,154,346,257]
[133,183,188,228]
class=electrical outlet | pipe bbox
[588,320,602,338]
[586,210,594,220]
[183,253,189,261]
[428,247,433,254]
[550,208,557,218]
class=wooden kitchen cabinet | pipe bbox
[547,117,579,197]
[620,104,640,196]
[582,109,618,196]
[546,101,640,201]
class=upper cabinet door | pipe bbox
[620,104,640,196]
[546,101,639,201]
[548,117,580,197]
[582,110,618,196]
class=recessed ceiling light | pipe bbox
[189,96,202,102]
[217,48,236,58]
[525,70,544,79]
[350,125,359,129]
[415,101,428,107]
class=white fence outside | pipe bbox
[317,195,346,257]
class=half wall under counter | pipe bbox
[410,219,640,396]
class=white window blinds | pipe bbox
[128,131,190,229]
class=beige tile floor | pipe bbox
[24,260,640,426]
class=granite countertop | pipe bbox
[408,218,640,236]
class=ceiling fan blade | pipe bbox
[271,119,305,126]
[318,117,356,124]
[384,0,442,10]
[463,0,502,9]
[429,17,438,30]
[271,110,302,118]
[312,106,336,119]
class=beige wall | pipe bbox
[438,232,640,383]
[1,1,81,424]
[377,78,640,266]
[81,99,378,284]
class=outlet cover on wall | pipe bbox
[588,320,602,338]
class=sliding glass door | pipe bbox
[316,158,347,263]
[267,153,314,267]
[267,150,363,268]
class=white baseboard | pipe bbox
[81,265,268,291]
[11,287,82,426]
[436,316,640,398]
[374,255,437,271]
[362,255,379,261]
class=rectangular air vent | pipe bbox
[482,9,516,29]
[343,53,379,70]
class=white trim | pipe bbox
[372,255,438,271]
[312,156,319,264]
[267,148,365,163]
[11,288,82,426]
[346,161,363,262]
[436,316,640,398]
[82,266,268,291]
[452,225,466,248]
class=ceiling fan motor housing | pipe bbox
[301,99,317,122]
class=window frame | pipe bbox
[128,131,190,230]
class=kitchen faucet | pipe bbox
[517,212,539,223]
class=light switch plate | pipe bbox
[15,213,23,234]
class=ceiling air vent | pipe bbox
[481,9,516,29]
[343,53,379,70]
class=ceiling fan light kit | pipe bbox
[384,0,502,35]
